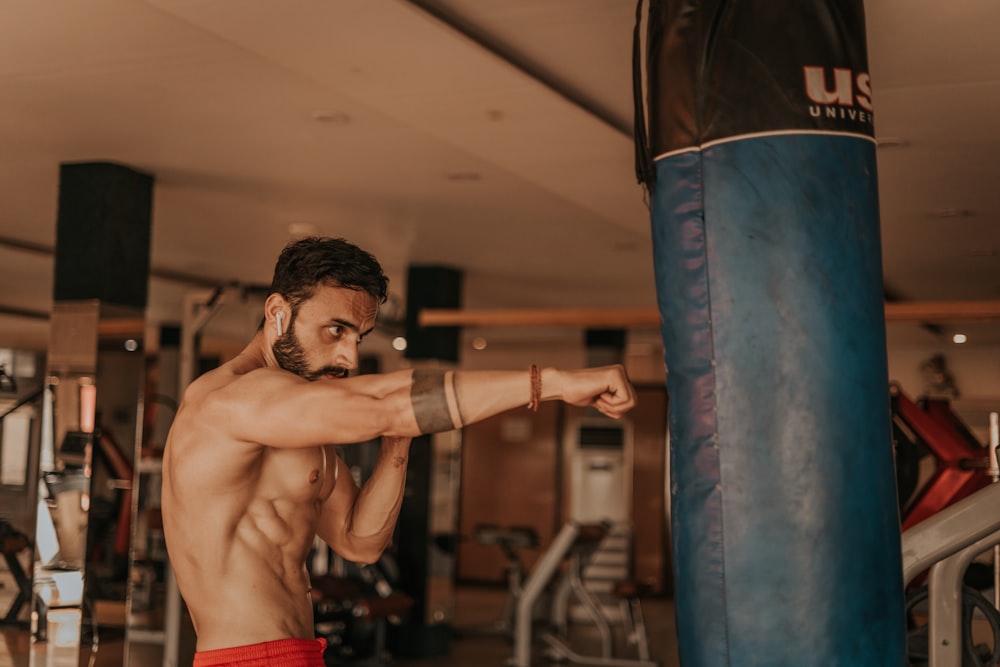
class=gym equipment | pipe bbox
[904,407,1000,667]
[0,519,31,625]
[0,385,42,626]
[990,411,1000,610]
[511,520,656,667]
[461,523,539,637]
[892,386,992,530]
[612,580,655,665]
[312,557,414,666]
[902,482,1000,666]
[638,0,904,663]
[905,585,1000,667]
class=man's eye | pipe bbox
[328,325,344,337]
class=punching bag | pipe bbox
[636,2,906,665]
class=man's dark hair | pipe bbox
[269,236,389,311]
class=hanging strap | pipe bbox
[632,0,655,188]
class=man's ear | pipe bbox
[265,294,289,335]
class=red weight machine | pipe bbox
[892,385,992,532]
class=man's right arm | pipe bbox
[204,364,635,449]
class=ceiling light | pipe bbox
[392,337,407,351]
[471,336,488,350]
[876,137,909,148]
[311,110,351,124]
[953,333,967,344]
[446,171,482,182]
[932,208,972,219]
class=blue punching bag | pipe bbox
[635,1,906,665]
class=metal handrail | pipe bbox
[901,483,1000,587]
[901,478,1000,666]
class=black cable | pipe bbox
[0,386,43,422]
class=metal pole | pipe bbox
[513,522,580,667]
[901,483,1000,587]
[163,288,229,667]
[990,411,1000,610]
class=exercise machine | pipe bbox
[312,555,414,666]
[0,519,31,625]
[892,385,992,530]
[511,520,657,667]
[902,411,1000,667]
[461,523,539,638]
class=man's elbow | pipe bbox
[342,542,387,567]
[354,553,383,568]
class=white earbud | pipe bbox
[275,311,284,336]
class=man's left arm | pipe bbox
[316,436,412,565]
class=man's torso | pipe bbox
[161,361,338,650]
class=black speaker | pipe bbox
[387,434,451,659]
[585,328,626,366]
[53,161,154,308]
[404,266,462,362]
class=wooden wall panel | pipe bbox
[632,386,670,595]
[456,386,671,595]
[456,402,560,583]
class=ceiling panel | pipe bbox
[0,0,996,354]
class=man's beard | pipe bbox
[272,318,348,381]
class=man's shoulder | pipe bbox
[167,368,266,464]
[178,363,305,429]
[184,359,280,398]
[181,365,234,404]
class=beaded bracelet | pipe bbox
[527,364,541,411]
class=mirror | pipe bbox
[0,347,44,654]
[29,301,147,667]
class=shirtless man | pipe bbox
[161,237,637,666]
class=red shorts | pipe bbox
[193,637,327,667]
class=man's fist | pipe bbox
[550,365,637,419]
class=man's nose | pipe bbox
[334,341,359,371]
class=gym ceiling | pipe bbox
[0,0,997,351]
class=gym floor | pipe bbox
[0,585,681,667]
[396,586,681,667]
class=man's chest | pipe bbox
[259,445,338,503]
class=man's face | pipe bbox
[272,284,378,380]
